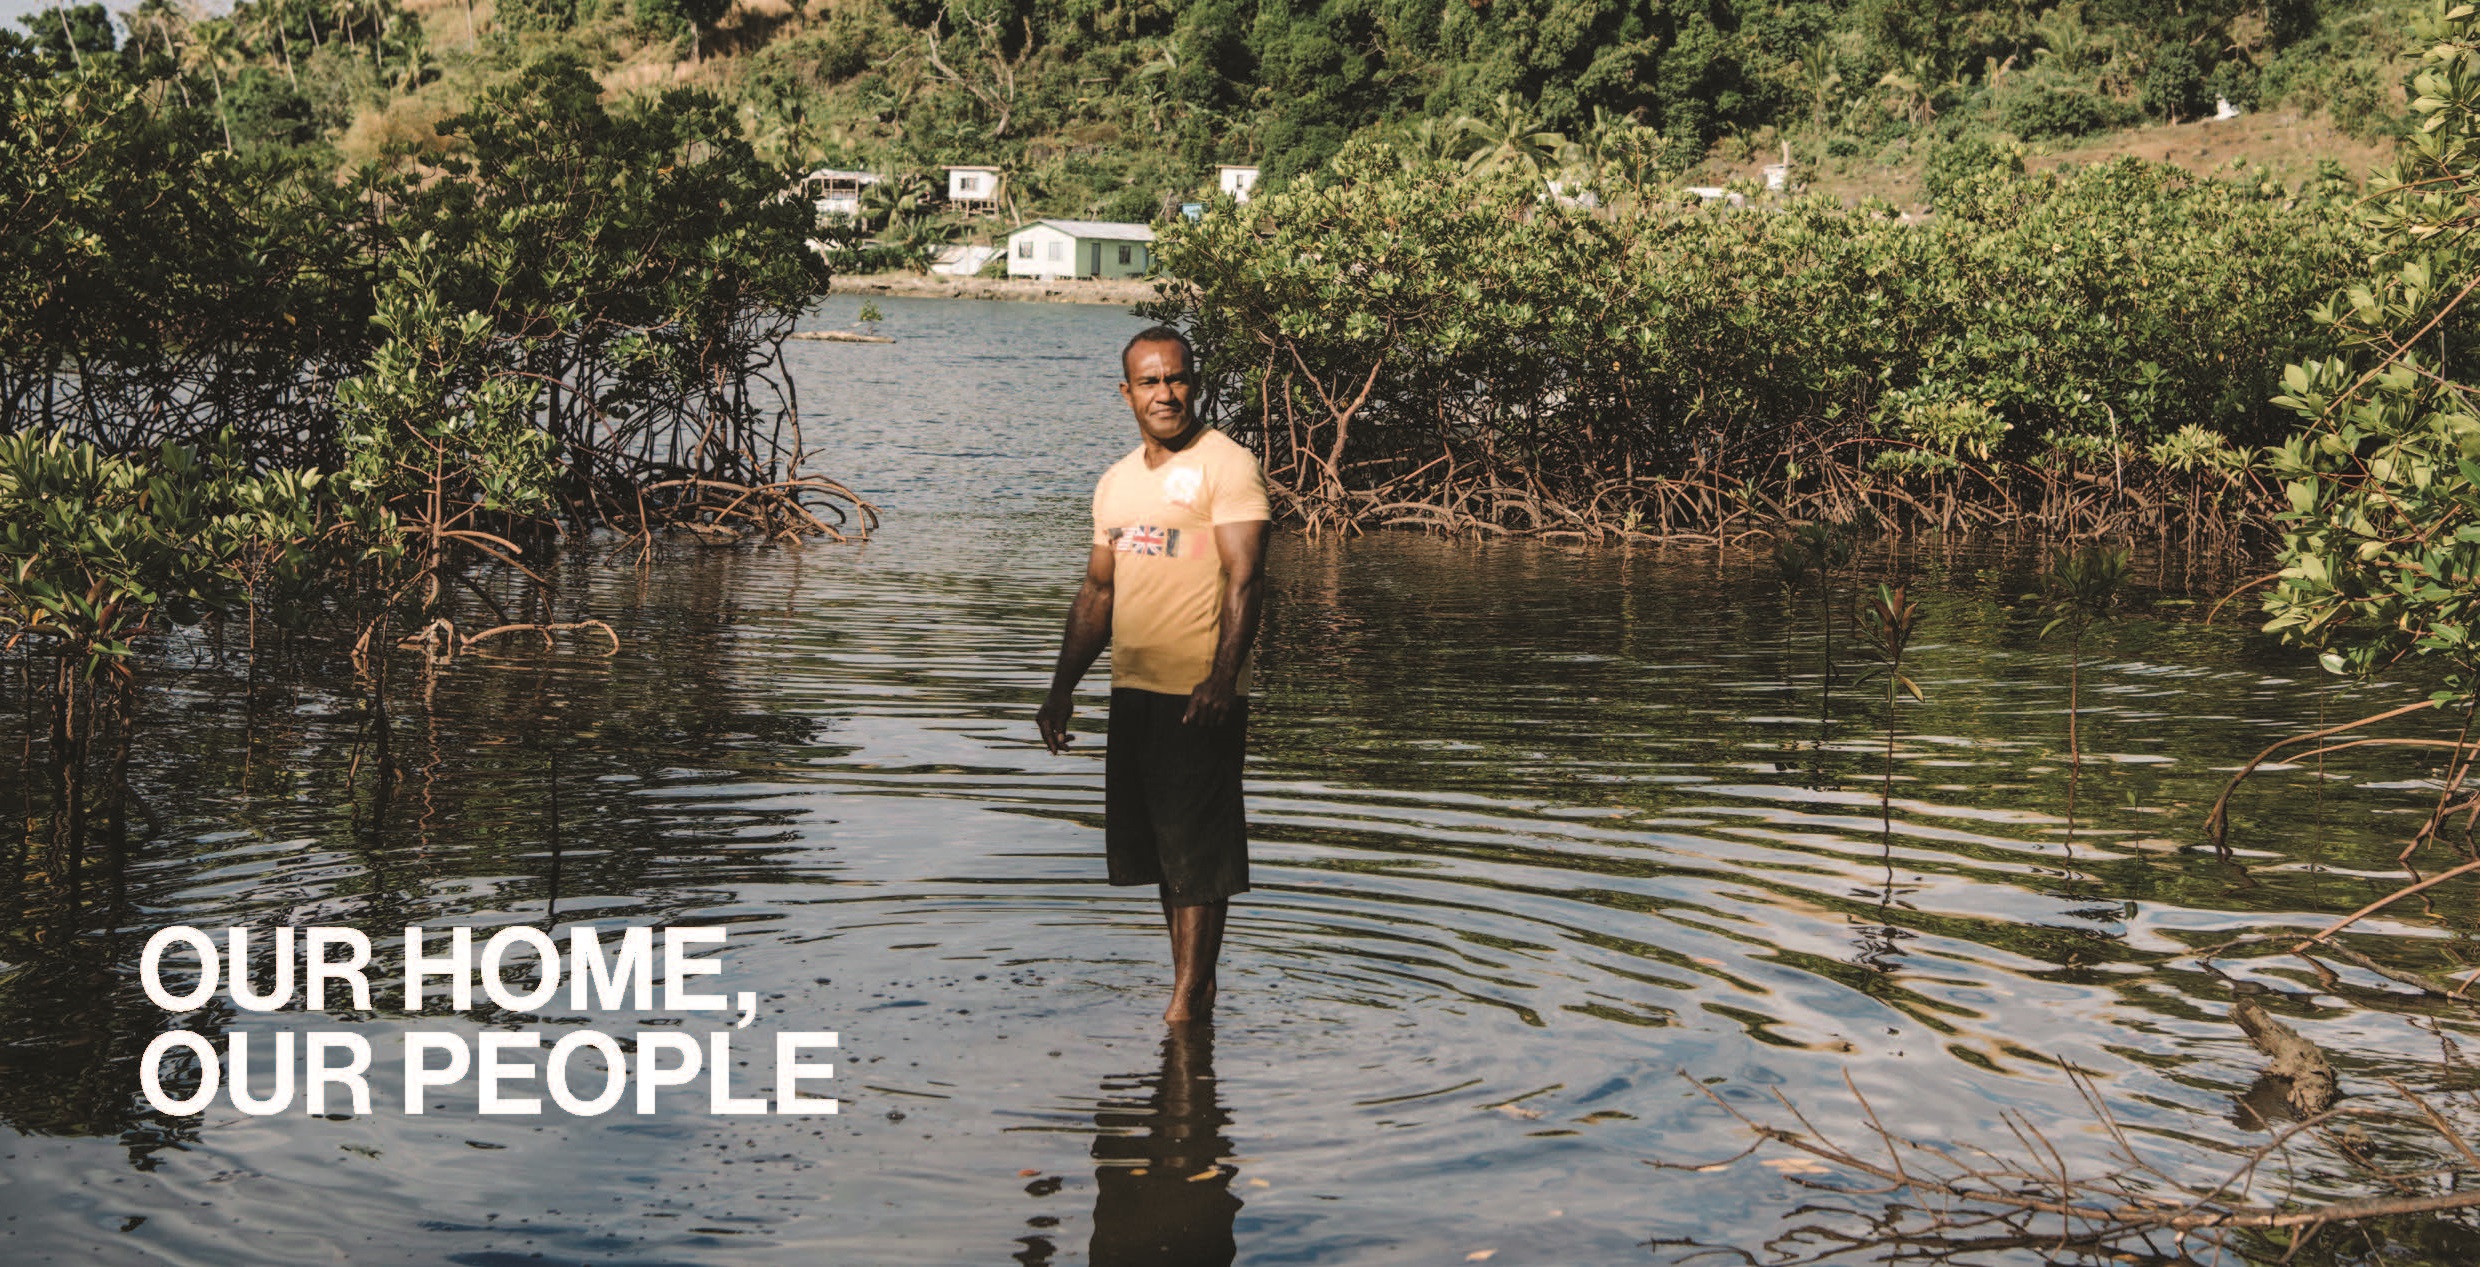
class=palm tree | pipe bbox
[860,173,933,233]
[1399,116,1462,169]
[2029,4,2109,73]
[1455,92,1565,185]
[1568,106,1621,178]
[184,18,243,151]
[52,3,87,71]
[1132,39,1178,133]
[1877,52,1942,127]
[1791,38,1843,127]
[128,0,195,103]
[375,23,433,93]
[247,0,300,88]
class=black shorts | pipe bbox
[1105,688,1250,906]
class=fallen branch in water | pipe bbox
[2188,926,2472,1003]
[2299,942,2467,998]
[2202,699,2445,851]
[2291,859,2481,954]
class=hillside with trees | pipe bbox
[1,0,2435,227]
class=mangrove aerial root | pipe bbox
[398,618,623,661]
[628,474,881,544]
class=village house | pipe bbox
[799,168,880,222]
[1217,165,1260,203]
[946,166,1003,214]
[1006,220,1154,280]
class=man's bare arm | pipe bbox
[1037,543,1116,754]
[1183,520,1270,727]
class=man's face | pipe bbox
[1119,339,1197,444]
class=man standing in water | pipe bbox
[1036,327,1270,1023]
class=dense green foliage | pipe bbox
[0,433,338,672]
[2260,2,2475,700]
[724,0,2425,202]
[1,49,836,529]
[0,0,2426,223]
[1146,146,2354,538]
[1,46,856,915]
[1,49,853,673]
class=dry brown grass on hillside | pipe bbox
[404,0,490,45]
[338,94,459,165]
[2034,110,2393,182]
[1697,108,2396,210]
[600,58,699,95]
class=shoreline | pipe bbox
[830,272,1161,306]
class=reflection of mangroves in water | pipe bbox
[0,556,828,1147]
[1150,153,2356,543]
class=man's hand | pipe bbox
[1039,544,1115,755]
[1183,520,1267,729]
[1182,675,1238,728]
[1036,691,1076,754]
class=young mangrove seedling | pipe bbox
[1852,583,1924,810]
[2028,544,2130,851]
[1772,531,1817,680]
[2027,545,2130,770]
[1780,521,1855,740]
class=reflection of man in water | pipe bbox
[1036,326,1271,1023]
[1088,1024,1243,1266]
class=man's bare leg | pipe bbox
[1160,896,1227,1023]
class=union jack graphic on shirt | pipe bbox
[1108,525,1180,556]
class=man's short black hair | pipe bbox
[1121,326,1196,379]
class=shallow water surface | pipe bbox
[0,297,2470,1265]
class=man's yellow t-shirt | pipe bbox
[1090,427,1271,696]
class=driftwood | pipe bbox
[2231,997,2339,1116]
[787,329,895,344]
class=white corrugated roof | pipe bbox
[1016,219,1155,242]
